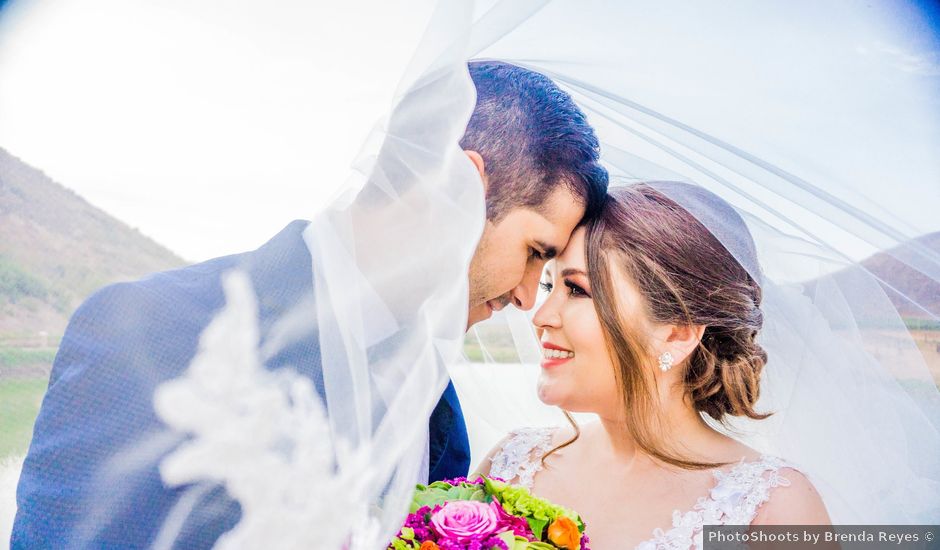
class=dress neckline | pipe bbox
[489,428,793,550]
[635,454,793,550]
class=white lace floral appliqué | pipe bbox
[489,428,795,550]
[153,271,372,549]
[488,427,557,489]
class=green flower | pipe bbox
[389,536,420,550]
[410,480,489,513]
[482,477,584,540]
[512,539,556,550]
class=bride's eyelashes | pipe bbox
[564,280,590,298]
[539,280,591,298]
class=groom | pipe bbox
[12,61,607,548]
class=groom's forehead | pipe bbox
[528,212,573,254]
[537,191,586,243]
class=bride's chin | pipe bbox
[536,379,565,407]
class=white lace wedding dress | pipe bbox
[489,428,796,550]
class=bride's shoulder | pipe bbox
[740,455,831,525]
[472,426,563,484]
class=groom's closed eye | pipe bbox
[534,241,558,260]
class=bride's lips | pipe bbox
[541,341,574,369]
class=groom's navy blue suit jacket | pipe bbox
[12,220,470,549]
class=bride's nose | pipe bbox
[532,296,562,330]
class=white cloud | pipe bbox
[872,40,940,76]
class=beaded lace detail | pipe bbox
[488,427,556,488]
[489,428,796,550]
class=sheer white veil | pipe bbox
[172,0,938,539]
[149,2,489,548]
[455,0,940,527]
[29,0,936,547]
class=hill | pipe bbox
[858,232,940,321]
[801,232,939,322]
[0,148,186,342]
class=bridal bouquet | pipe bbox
[388,476,589,550]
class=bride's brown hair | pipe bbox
[548,182,770,470]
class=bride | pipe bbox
[476,182,831,549]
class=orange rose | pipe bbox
[419,542,440,550]
[547,516,581,550]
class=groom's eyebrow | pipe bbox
[535,241,558,259]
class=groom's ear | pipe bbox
[464,150,489,194]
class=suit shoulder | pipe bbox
[71,250,245,327]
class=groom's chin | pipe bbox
[466,302,492,328]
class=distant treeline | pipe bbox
[906,318,940,331]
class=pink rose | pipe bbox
[430,501,499,542]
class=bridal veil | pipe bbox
[11,1,938,547]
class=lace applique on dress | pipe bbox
[490,429,797,550]
[636,455,796,550]
[488,427,555,489]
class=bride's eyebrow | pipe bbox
[561,268,587,277]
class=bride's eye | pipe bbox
[565,280,590,298]
[539,281,553,292]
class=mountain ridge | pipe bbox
[0,148,185,340]
[802,231,940,322]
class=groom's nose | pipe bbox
[510,263,541,310]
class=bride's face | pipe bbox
[533,227,649,417]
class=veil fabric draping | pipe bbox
[21,0,938,548]
[457,0,940,527]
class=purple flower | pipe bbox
[438,476,507,486]
[430,501,499,543]
[393,506,437,544]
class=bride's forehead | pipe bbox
[557,228,587,262]
[543,254,587,279]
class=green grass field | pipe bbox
[0,348,56,368]
[0,345,54,459]
[0,377,46,460]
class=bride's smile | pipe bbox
[540,342,574,363]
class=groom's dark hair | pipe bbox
[461,61,608,223]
